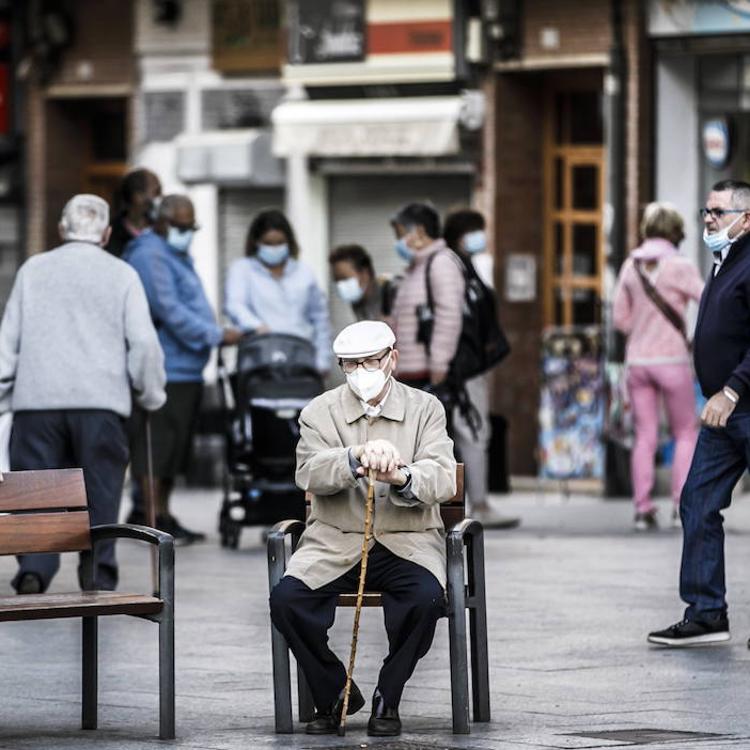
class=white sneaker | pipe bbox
[634,510,658,531]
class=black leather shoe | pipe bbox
[305,680,365,734]
[16,572,43,595]
[367,687,401,737]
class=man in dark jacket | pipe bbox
[649,180,750,647]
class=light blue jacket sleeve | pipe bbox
[132,247,222,352]
[305,276,331,373]
[225,260,263,332]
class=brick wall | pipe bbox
[522,0,611,59]
[492,73,545,476]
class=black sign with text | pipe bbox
[287,0,365,65]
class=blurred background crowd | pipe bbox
[0,0,748,504]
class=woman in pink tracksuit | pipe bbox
[613,203,704,531]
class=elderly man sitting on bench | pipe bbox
[269,320,456,737]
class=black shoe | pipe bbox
[367,687,401,737]
[305,681,365,735]
[157,515,206,546]
[648,617,730,647]
[16,572,43,595]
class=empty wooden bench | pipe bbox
[267,464,491,734]
[0,468,175,740]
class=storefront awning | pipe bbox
[271,96,465,158]
[176,129,284,186]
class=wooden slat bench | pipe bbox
[0,468,175,740]
[267,464,491,734]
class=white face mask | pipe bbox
[336,277,364,304]
[346,354,392,402]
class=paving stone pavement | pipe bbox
[2,487,750,750]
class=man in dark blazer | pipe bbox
[649,179,750,647]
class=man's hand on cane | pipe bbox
[352,440,408,486]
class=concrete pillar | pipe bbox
[285,152,329,291]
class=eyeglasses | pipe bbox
[699,208,748,220]
[339,350,391,375]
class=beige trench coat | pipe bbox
[286,379,457,590]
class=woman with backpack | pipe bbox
[443,209,517,529]
[613,203,704,531]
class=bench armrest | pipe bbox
[90,523,174,603]
[90,523,173,547]
[267,519,305,592]
[446,518,482,541]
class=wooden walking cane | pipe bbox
[338,467,376,736]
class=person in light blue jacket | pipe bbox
[225,209,331,373]
[125,195,242,543]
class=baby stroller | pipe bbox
[217,332,323,548]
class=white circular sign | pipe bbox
[703,118,731,169]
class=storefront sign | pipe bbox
[288,0,365,65]
[649,0,750,36]
[702,118,731,169]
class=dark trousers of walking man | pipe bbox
[10,409,129,593]
[679,413,750,619]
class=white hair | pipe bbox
[59,194,110,243]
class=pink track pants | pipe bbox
[626,363,698,514]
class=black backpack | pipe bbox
[416,249,510,383]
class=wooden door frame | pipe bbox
[542,88,605,327]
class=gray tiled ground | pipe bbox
[2,487,750,749]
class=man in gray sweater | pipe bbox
[0,194,166,594]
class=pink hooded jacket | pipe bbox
[613,238,705,365]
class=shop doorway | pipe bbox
[44,96,129,248]
[543,81,605,327]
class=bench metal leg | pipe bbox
[446,535,470,734]
[297,663,315,723]
[82,616,98,730]
[271,624,294,733]
[158,604,176,740]
[467,530,491,722]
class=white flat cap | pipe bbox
[333,320,396,359]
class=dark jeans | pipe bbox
[680,414,750,621]
[10,410,129,593]
[269,543,445,711]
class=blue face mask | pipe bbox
[394,238,414,263]
[463,230,487,254]
[167,226,193,253]
[703,213,744,253]
[257,243,289,267]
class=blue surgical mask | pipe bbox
[336,277,364,304]
[463,230,487,254]
[167,226,193,253]
[394,238,414,263]
[257,243,289,267]
[703,213,744,253]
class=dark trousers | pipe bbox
[269,543,445,711]
[10,410,129,593]
[680,414,750,621]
